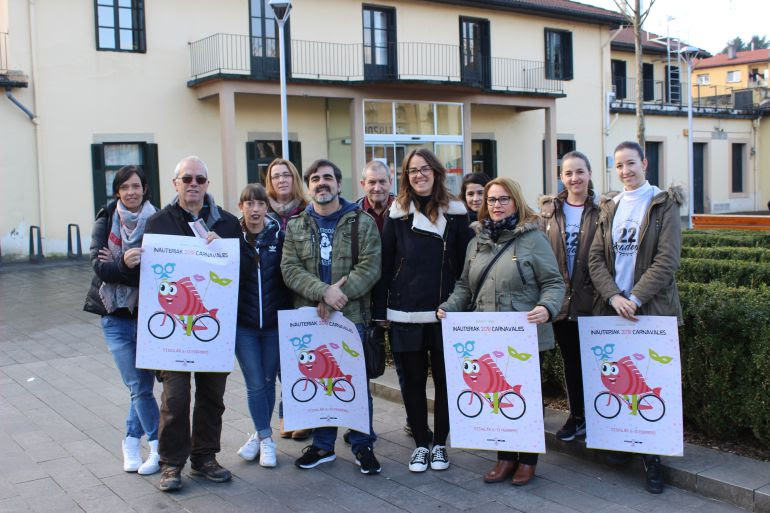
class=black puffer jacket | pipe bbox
[373,199,472,323]
[238,218,292,329]
[83,201,142,316]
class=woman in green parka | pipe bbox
[438,177,564,486]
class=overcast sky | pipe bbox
[583,0,770,55]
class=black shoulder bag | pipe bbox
[349,211,387,379]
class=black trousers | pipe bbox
[395,323,449,448]
[553,320,585,418]
[158,370,228,467]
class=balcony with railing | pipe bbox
[611,75,761,114]
[188,33,564,95]
[0,31,28,88]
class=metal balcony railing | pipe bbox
[611,75,760,111]
[188,34,563,94]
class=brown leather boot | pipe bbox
[280,419,293,439]
[484,459,517,483]
[511,463,536,486]
[291,428,311,440]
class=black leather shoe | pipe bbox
[644,455,664,494]
[158,465,182,492]
[189,458,232,483]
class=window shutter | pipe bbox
[289,141,302,173]
[144,143,161,208]
[91,143,106,215]
[564,31,573,80]
[246,141,259,183]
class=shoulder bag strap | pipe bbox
[351,210,360,267]
[470,237,517,309]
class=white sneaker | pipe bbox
[122,436,142,472]
[238,433,260,461]
[430,445,449,470]
[259,437,277,468]
[408,447,430,472]
[138,440,160,475]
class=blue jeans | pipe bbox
[235,324,280,439]
[312,323,376,454]
[101,315,160,441]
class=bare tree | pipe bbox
[613,0,657,148]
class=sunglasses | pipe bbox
[176,175,208,185]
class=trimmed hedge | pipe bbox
[682,229,770,249]
[677,257,770,288]
[678,282,770,444]
[681,246,770,263]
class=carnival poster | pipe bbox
[579,316,683,456]
[136,234,240,372]
[278,308,370,434]
[442,312,545,453]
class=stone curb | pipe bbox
[371,368,770,512]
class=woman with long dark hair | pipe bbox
[83,166,160,475]
[374,148,473,472]
[460,172,492,222]
[438,177,564,486]
[589,140,683,494]
[539,151,599,443]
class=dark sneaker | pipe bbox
[343,429,351,444]
[295,445,336,469]
[430,445,449,470]
[158,465,182,492]
[189,459,232,482]
[355,447,382,475]
[403,423,412,437]
[556,415,586,442]
[644,455,664,494]
[408,447,430,472]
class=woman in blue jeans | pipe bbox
[235,184,293,467]
[83,165,160,475]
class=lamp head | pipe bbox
[269,0,292,21]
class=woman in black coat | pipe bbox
[374,148,473,473]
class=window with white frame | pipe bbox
[727,70,741,83]
[697,74,710,85]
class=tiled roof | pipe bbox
[425,0,626,25]
[694,49,770,70]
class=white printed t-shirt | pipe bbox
[562,201,584,279]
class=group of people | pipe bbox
[85,140,682,495]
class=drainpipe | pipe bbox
[601,26,625,192]
[4,88,36,121]
[28,0,46,236]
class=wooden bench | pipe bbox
[693,215,770,231]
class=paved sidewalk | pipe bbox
[0,262,752,512]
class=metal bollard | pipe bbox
[67,224,82,260]
[29,226,44,263]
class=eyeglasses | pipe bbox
[270,172,292,181]
[486,196,512,206]
[406,165,432,177]
[176,175,208,185]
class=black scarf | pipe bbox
[482,213,519,242]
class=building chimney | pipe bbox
[728,44,737,59]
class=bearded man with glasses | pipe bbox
[145,156,252,492]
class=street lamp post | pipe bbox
[269,0,292,161]
[678,46,699,229]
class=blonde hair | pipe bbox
[264,158,309,204]
[477,177,536,225]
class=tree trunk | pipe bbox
[634,0,646,148]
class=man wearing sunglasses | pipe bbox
[145,156,252,492]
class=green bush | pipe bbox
[682,229,770,249]
[677,258,770,288]
[679,282,770,445]
[681,246,770,263]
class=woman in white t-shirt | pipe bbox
[588,141,684,495]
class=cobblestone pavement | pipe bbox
[0,262,745,512]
